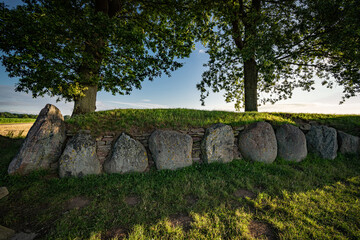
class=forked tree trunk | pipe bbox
[72,85,98,116]
[244,58,258,112]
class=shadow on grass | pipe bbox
[0,136,359,239]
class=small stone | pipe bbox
[0,187,9,199]
[201,123,235,163]
[10,232,37,240]
[299,123,311,131]
[0,225,15,240]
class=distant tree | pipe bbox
[195,0,360,111]
[0,0,195,116]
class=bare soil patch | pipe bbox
[185,194,198,206]
[65,196,91,211]
[234,189,257,199]
[0,123,33,137]
[102,227,127,240]
[248,220,277,239]
[170,213,192,231]
[124,195,140,206]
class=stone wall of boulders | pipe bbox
[7,104,360,178]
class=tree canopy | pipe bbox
[196,0,360,111]
[0,0,196,115]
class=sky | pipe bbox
[1,0,359,116]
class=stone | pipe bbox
[149,130,193,170]
[8,104,66,175]
[275,124,307,162]
[238,121,277,163]
[338,131,359,155]
[59,133,101,178]
[201,123,234,163]
[0,225,15,240]
[11,232,37,240]
[104,133,148,174]
[306,125,338,160]
[0,187,9,199]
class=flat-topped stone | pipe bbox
[149,130,193,170]
[201,123,234,163]
[276,124,307,162]
[59,133,101,178]
[306,125,338,160]
[338,131,359,155]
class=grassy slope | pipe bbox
[66,109,360,136]
[0,118,36,124]
[1,109,360,239]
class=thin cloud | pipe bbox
[199,49,206,54]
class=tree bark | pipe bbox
[72,85,98,116]
[244,58,258,112]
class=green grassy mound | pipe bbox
[66,108,360,136]
[1,109,360,239]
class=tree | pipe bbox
[0,0,195,116]
[196,0,360,111]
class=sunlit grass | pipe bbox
[0,118,36,124]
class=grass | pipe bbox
[0,118,36,124]
[66,109,360,136]
[1,135,360,239]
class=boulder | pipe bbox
[149,130,193,170]
[306,125,338,160]
[59,133,101,178]
[238,121,277,163]
[338,131,359,155]
[275,124,307,162]
[104,133,148,174]
[201,123,234,163]
[0,187,9,200]
[0,225,15,240]
[8,104,66,175]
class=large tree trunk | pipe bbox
[72,85,98,116]
[244,58,258,112]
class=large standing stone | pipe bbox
[306,125,338,160]
[238,121,277,163]
[104,133,148,174]
[201,123,234,163]
[59,133,101,178]
[338,131,359,155]
[149,130,193,170]
[8,104,66,175]
[275,124,307,162]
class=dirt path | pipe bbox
[0,123,33,137]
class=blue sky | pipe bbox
[1,0,359,116]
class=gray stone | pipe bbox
[8,104,66,175]
[276,124,307,162]
[104,133,148,174]
[238,121,277,163]
[338,131,359,155]
[0,187,9,200]
[201,123,234,163]
[149,130,193,170]
[306,125,338,160]
[59,133,101,178]
[11,232,37,240]
[0,225,15,240]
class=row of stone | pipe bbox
[7,104,360,177]
[58,120,359,178]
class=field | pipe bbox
[0,109,360,240]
